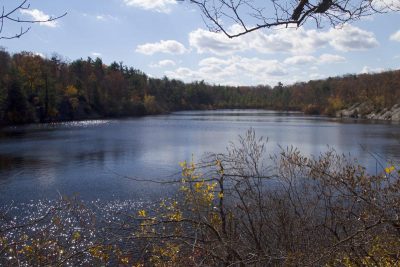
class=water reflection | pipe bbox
[0,154,46,176]
[0,110,399,204]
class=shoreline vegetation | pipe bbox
[0,49,399,127]
[0,130,399,266]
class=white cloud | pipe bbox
[360,66,385,74]
[318,54,346,63]
[390,30,400,42]
[249,28,329,54]
[372,0,400,10]
[328,25,379,51]
[33,52,45,58]
[91,52,102,57]
[309,73,323,80]
[189,29,245,55]
[166,56,287,85]
[280,54,345,66]
[165,67,201,81]
[95,14,119,22]
[165,51,348,85]
[20,9,59,28]
[150,59,177,68]
[188,24,377,56]
[283,54,345,65]
[136,40,188,55]
[123,0,176,13]
[251,25,378,54]
[199,56,287,77]
[284,55,317,65]
[198,57,231,67]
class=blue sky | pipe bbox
[1,0,400,86]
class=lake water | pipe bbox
[1,110,399,205]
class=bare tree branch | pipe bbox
[180,0,399,38]
[0,0,67,40]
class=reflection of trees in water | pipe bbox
[73,144,140,166]
[0,130,29,139]
[74,150,107,166]
[0,154,44,175]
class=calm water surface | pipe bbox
[1,110,399,204]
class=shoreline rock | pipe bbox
[336,103,400,121]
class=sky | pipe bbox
[1,0,400,86]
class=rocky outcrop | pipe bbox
[366,104,400,121]
[336,103,400,122]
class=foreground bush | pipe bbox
[1,130,399,266]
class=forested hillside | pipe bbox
[0,49,399,125]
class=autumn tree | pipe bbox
[0,48,398,125]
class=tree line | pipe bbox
[0,48,399,125]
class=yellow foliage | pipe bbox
[89,245,111,262]
[325,95,344,115]
[331,236,400,267]
[169,210,183,221]
[179,159,219,208]
[384,166,395,174]
[136,158,226,266]
[210,212,222,226]
[22,245,34,254]
[328,96,344,111]
[120,257,129,264]
[72,231,81,241]
[65,85,78,97]
[138,209,147,217]
[144,94,159,114]
[150,242,182,266]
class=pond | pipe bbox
[1,110,399,204]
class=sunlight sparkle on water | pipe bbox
[49,120,111,128]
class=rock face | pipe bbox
[336,103,400,122]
